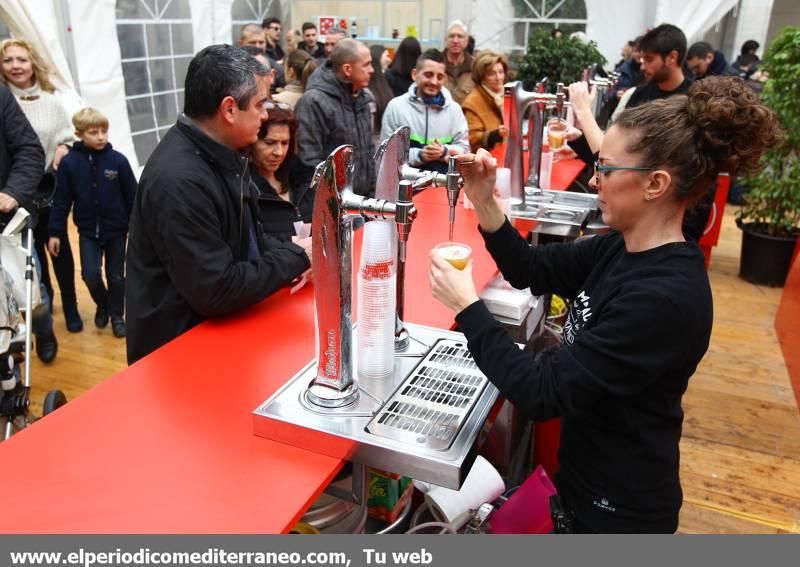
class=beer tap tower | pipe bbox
[253,134,500,489]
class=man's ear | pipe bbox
[220,95,238,125]
[667,50,679,67]
[411,67,417,81]
[342,63,353,79]
[644,169,672,202]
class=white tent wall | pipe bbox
[67,0,139,171]
[585,1,650,66]
[452,0,515,53]
[190,0,234,51]
[733,0,774,60]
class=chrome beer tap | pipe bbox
[504,80,571,206]
[306,145,415,408]
[446,156,462,243]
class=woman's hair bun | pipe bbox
[687,76,781,177]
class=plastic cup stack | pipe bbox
[495,167,511,215]
[357,220,397,381]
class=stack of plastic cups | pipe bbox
[357,220,398,381]
[495,167,511,216]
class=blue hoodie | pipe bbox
[50,141,137,241]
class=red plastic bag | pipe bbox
[488,465,557,534]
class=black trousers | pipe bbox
[33,207,78,309]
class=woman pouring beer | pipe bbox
[429,77,780,533]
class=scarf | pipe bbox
[481,83,504,110]
[421,92,446,107]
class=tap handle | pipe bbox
[448,155,459,175]
[398,180,413,203]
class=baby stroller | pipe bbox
[0,206,67,440]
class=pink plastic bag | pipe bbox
[488,465,557,534]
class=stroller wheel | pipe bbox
[42,390,67,416]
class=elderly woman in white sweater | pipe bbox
[1,39,81,360]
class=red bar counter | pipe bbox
[0,190,496,534]
[0,162,585,533]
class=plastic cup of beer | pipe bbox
[547,118,568,150]
[435,242,472,271]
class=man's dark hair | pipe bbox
[639,24,687,65]
[741,40,759,55]
[415,48,445,70]
[302,22,316,33]
[184,44,269,119]
[687,41,714,59]
[262,17,280,29]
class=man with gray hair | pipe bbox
[323,27,347,58]
[126,45,311,363]
[443,20,474,104]
[294,38,376,196]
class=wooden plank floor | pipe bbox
[18,211,800,533]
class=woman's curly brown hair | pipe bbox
[614,76,782,205]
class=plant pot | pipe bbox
[737,221,799,287]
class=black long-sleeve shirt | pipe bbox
[456,220,712,532]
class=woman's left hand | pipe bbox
[53,144,70,170]
[429,251,480,314]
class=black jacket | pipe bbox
[251,167,313,242]
[294,62,376,196]
[0,84,44,214]
[50,141,137,241]
[125,116,310,364]
[457,222,712,533]
[385,68,413,98]
[704,50,738,78]
[298,41,325,60]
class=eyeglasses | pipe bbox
[269,25,282,31]
[264,101,291,111]
[594,160,655,184]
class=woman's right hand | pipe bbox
[292,235,312,266]
[48,237,61,257]
[568,81,594,117]
[456,149,497,208]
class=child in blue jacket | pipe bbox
[48,108,137,338]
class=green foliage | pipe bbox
[738,26,800,236]
[516,29,606,92]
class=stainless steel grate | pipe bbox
[366,339,489,451]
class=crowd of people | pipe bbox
[0,17,781,533]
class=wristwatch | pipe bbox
[440,145,448,160]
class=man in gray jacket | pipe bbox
[294,39,375,196]
[380,49,469,174]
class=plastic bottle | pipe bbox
[539,144,553,190]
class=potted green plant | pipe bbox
[736,26,800,287]
[516,28,606,92]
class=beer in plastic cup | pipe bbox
[434,242,472,270]
[547,118,568,150]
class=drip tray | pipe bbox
[253,323,500,489]
[367,340,488,451]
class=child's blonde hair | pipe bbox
[72,107,109,133]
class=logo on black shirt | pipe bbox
[104,169,119,180]
[563,290,592,345]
